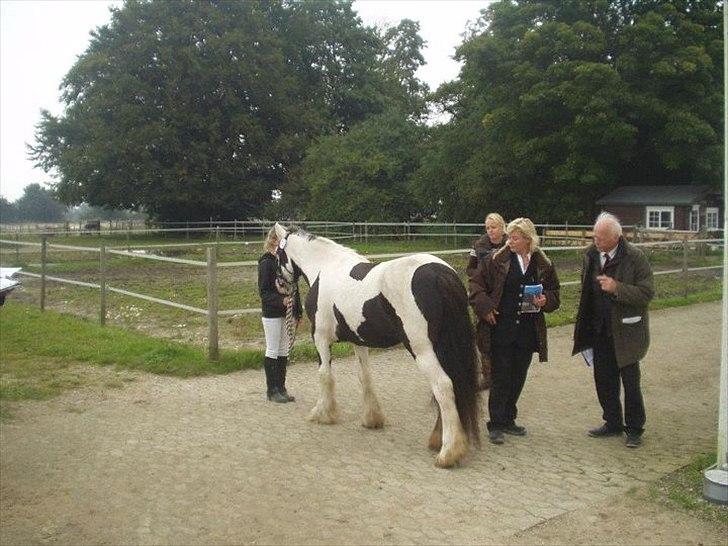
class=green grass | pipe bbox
[0,302,259,378]
[0,301,352,403]
[648,453,728,525]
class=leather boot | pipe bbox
[264,357,288,403]
[277,356,295,402]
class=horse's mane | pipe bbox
[289,226,363,259]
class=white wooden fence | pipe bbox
[0,236,723,361]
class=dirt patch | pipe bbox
[1,302,727,545]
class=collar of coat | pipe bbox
[491,244,552,268]
[585,236,632,261]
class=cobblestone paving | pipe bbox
[0,302,722,545]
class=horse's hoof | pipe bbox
[361,413,385,429]
[434,452,458,468]
[307,408,338,424]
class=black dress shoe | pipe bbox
[625,433,642,448]
[488,429,505,445]
[503,423,527,436]
[587,424,623,437]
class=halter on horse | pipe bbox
[274,223,480,468]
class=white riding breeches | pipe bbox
[262,317,290,358]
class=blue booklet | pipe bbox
[520,283,543,313]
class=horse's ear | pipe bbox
[273,222,287,239]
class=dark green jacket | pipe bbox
[572,238,654,367]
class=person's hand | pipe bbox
[283,296,291,307]
[275,278,288,294]
[484,309,498,325]
[533,294,547,308]
[596,275,617,294]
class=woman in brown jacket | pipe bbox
[469,218,560,444]
[466,212,507,390]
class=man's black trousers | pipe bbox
[593,334,646,435]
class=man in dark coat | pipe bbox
[572,212,654,448]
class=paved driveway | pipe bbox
[0,302,723,545]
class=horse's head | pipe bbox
[273,222,301,283]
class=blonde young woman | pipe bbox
[466,212,508,390]
[469,218,560,444]
[466,212,507,278]
[258,228,301,403]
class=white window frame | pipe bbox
[646,206,674,229]
[689,204,700,232]
[706,207,719,230]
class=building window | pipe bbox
[706,207,719,229]
[690,205,699,231]
[646,206,674,229]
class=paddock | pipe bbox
[0,302,724,545]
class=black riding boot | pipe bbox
[277,356,295,402]
[264,357,288,403]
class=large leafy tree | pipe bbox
[30,0,419,221]
[292,110,428,222]
[13,184,66,222]
[419,0,723,222]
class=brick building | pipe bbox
[595,185,723,231]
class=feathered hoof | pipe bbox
[307,405,338,424]
[361,411,385,429]
[434,439,468,468]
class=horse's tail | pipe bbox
[415,263,481,446]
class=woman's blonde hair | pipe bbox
[484,212,506,231]
[263,226,279,253]
[506,217,539,252]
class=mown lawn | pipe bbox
[0,301,352,410]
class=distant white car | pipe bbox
[0,267,21,306]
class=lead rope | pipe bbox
[284,281,298,353]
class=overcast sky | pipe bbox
[0,0,492,202]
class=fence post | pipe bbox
[206,247,219,361]
[15,232,19,263]
[40,235,47,311]
[100,244,107,326]
[682,235,689,298]
[364,221,368,243]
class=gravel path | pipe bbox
[1,302,726,545]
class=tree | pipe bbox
[30,0,425,221]
[0,197,19,224]
[14,184,66,222]
[418,0,723,222]
[294,110,428,222]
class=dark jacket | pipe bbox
[572,238,653,368]
[469,245,560,362]
[466,233,507,278]
[258,253,302,319]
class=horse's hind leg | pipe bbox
[428,404,442,451]
[415,349,468,468]
[307,337,339,424]
[353,345,385,429]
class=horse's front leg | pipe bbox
[353,345,385,429]
[307,334,339,424]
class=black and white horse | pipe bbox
[273,223,480,467]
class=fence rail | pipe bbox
[1,235,724,360]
